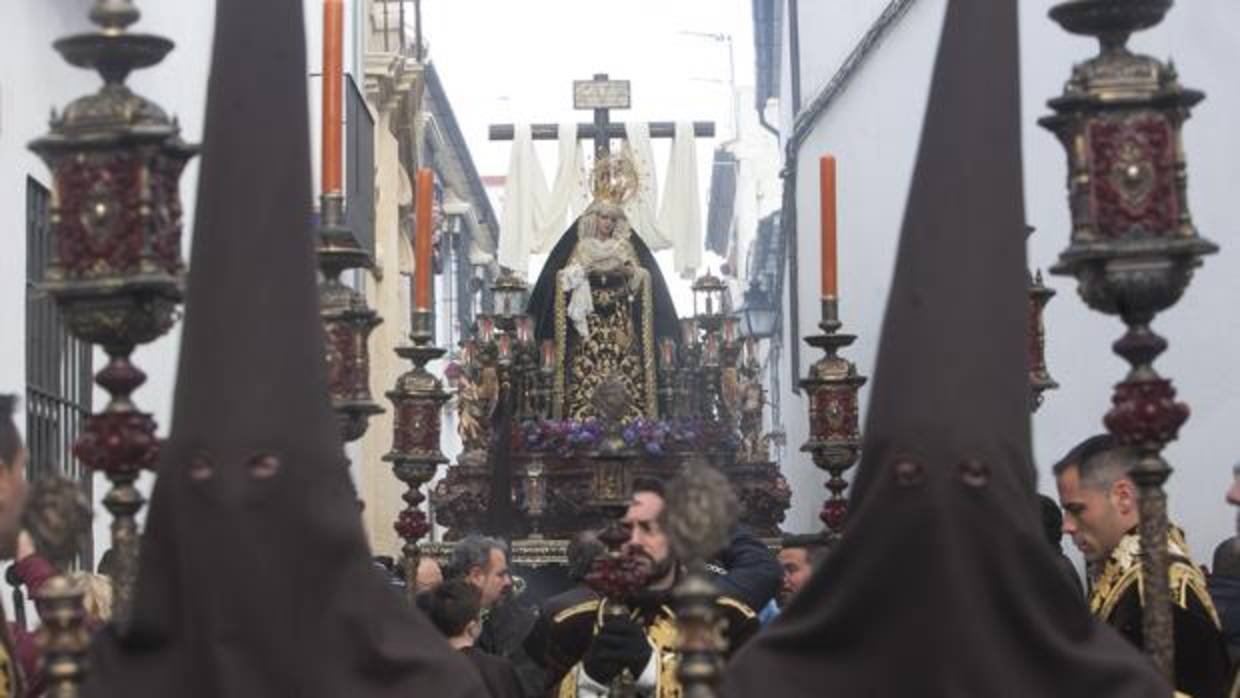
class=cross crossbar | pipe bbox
[488,73,716,156]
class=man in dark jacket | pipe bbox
[450,536,542,697]
[1208,536,1240,668]
[419,580,523,698]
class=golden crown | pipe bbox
[590,151,641,206]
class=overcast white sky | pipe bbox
[423,0,756,177]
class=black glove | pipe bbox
[582,616,652,685]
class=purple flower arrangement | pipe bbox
[520,417,729,457]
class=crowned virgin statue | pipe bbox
[527,154,681,422]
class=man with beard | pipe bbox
[538,478,760,696]
[775,534,829,610]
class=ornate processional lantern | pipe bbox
[1040,0,1216,676]
[29,0,197,620]
[318,201,384,442]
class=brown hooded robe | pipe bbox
[723,1,1171,695]
[82,1,487,696]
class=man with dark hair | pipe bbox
[1055,435,1228,697]
[1208,534,1240,668]
[419,580,523,698]
[631,476,780,613]
[450,536,513,611]
[776,533,829,609]
[449,536,541,696]
[0,394,30,697]
[1038,494,1083,595]
[539,479,761,696]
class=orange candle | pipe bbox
[322,0,344,194]
[414,168,433,310]
[819,155,838,298]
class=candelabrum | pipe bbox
[37,576,91,698]
[1028,268,1059,411]
[664,461,739,698]
[384,310,449,599]
[585,506,648,698]
[800,297,867,538]
[23,475,94,696]
[318,192,384,444]
[28,0,197,622]
[1026,225,1059,412]
[1041,0,1216,677]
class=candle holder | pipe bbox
[692,271,729,334]
[28,0,197,621]
[1041,0,1216,676]
[318,191,384,443]
[22,472,94,695]
[36,576,91,695]
[585,509,648,698]
[1028,269,1059,411]
[517,459,548,538]
[800,297,867,538]
[1026,225,1059,412]
[383,309,449,599]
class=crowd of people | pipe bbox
[354,429,1240,698]
[8,380,1240,697]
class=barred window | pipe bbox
[24,176,93,490]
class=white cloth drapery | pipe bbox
[622,122,672,250]
[498,123,590,276]
[658,121,703,278]
[498,124,550,276]
[498,121,704,277]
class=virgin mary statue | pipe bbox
[526,157,680,422]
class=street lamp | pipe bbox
[733,281,778,340]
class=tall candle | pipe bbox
[704,334,720,366]
[820,155,838,298]
[541,339,555,370]
[498,334,512,361]
[415,168,434,310]
[680,318,698,347]
[322,0,344,193]
[661,338,676,368]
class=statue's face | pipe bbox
[597,213,616,239]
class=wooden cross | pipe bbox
[489,73,715,157]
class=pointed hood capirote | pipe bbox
[82,1,485,696]
[723,1,1169,696]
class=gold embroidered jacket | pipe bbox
[544,595,758,697]
[1089,528,1229,698]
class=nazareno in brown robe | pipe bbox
[81,1,486,696]
[723,1,1172,696]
